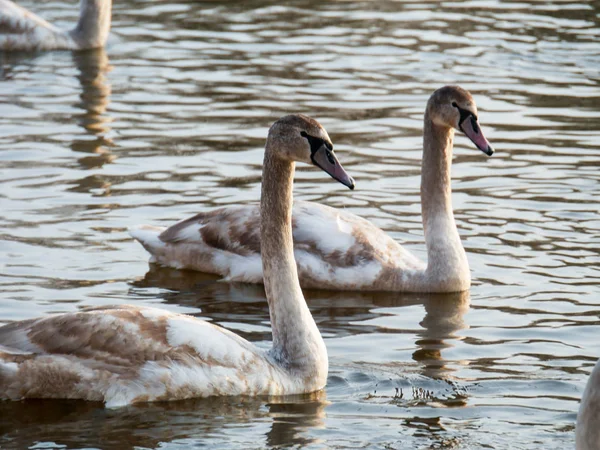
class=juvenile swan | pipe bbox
[131,86,493,293]
[576,358,600,450]
[0,115,355,407]
[0,0,112,51]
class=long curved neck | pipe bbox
[420,113,469,291]
[69,0,112,49]
[260,142,327,378]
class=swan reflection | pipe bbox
[414,291,470,379]
[71,47,115,170]
[0,392,327,449]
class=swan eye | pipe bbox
[452,102,458,108]
[301,131,308,137]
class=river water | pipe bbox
[1,0,599,449]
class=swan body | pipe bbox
[577,358,600,450]
[0,114,354,406]
[131,86,494,293]
[0,0,112,51]
[130,200,425,291]
[0,305,311,408]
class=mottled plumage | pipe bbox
[0,305,301,407]
[131,86,494,293]
[130,200,424,291]
[0,114,353,406]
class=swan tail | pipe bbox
[129,225,167,262]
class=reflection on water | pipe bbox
[416,292,470,379]
[1,0,598,448]
[71,49,115,170]
[0,392,327,449]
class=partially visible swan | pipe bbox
[576,358,600,450]
[0,114,354,407]
[0,0,112,51]
[131,86,494,293]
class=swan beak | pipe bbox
[311,145,355,190]
[460,116,494,156]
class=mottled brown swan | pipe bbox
[0,114,354,407]
[131,86,493,293]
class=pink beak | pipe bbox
[460,116,494,156]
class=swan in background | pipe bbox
[0,0,112,51]
[131,85,494,293]
[576,358,600,450]
[0,114,354,407]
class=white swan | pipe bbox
[576,358,600,450]
[0,114,354,407]
[131,85,493,293]
[0,0,111,51]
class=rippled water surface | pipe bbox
[1,0,599,448]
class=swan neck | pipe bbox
[421,115,454,212]
[70,0,112,49]
[420,113,469,290]
[260,141,327,376]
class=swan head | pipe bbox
[268,114,355,190]
[427,86,494,156]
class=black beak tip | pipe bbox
[347,177,355,190]
[479,144,494,156]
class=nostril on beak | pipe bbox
[326,150,335,164]
[471,117,480,134]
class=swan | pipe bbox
[0,0,112,51]
[0,114,355,407]
[576,358,600,450]
[131,85,493,293]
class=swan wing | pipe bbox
[290,201,424,289]
[159,204,262,257]
[0,305,282,406]
[129,204,264,282]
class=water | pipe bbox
[1,0,599,448]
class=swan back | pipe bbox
[0,305,306,407]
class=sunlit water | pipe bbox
[1,0,599,448]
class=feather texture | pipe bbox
[131,86,494,293]
[0,114,340,406]
[0,305,309,408]
[130,200,425,291]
